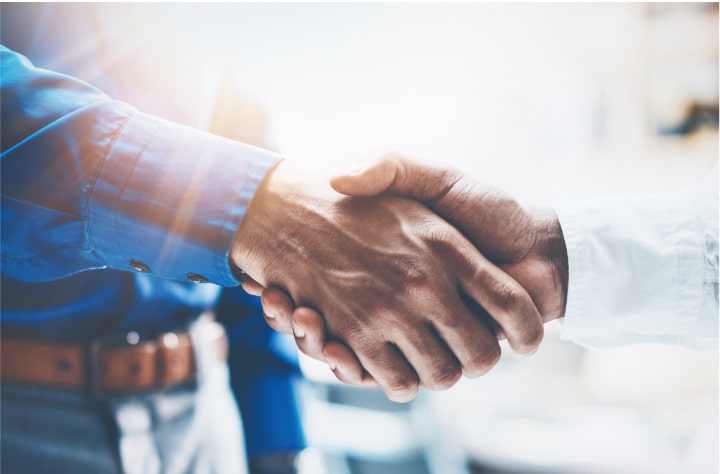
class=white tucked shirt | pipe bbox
[554,171,719,350]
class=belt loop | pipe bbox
[85,339,104,400]
[155,334,166,390]
[188,322,207,388]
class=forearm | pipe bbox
[1,46,280,285]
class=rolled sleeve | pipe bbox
[88,111,280,286]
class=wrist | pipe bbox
[230,159,290,281]
[531,207,568,320]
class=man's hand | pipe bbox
[259,156,568,387]
[329,155,569,318]
[232,160,544,401]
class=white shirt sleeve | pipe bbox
[553,171,718,350]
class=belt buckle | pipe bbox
[86,330,195,400]
[85,331,154,400]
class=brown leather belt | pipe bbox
[0,317,227,398]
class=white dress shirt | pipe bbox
[554,171,718,350]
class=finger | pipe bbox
[459,293,508,341]
[353,341,419,403]
[323,341,378,388]
[291,307,376,386]
[260,286,296,334]
[431,299,502,379]
[291,307,328,361]
[240,275,265,296]
[422,222,543,358]
[458,251,544,356]
[392,324,462,391]
[292,307,378,387]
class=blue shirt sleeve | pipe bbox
[1,46,280,286]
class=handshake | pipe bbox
[232,154,569,402]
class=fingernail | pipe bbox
[264,311,275,319]
[293,325,305,338]
[326,359,337,371]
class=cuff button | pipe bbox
[187,273,208,284]
[129,260,150,273]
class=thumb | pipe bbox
[331,154,462,202]
[330,157,399,197]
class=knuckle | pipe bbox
[423,362,462,391]
[387,255,431,290]
[424,225,454,246]
[494,281,524,311]
[488,279,544,356]
[407,160,463,203]
[462,343,501,378]
[385,374,419,402]
[434,309,462,330]
[405,267,431,290]
[514,322,544,356]
[421,225,458,255]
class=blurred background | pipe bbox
[17,3,718,473]
[133,3,718,474]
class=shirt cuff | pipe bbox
[88,109,281,286]
[554,190,706,349]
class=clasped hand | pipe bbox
[233,157,566,402]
